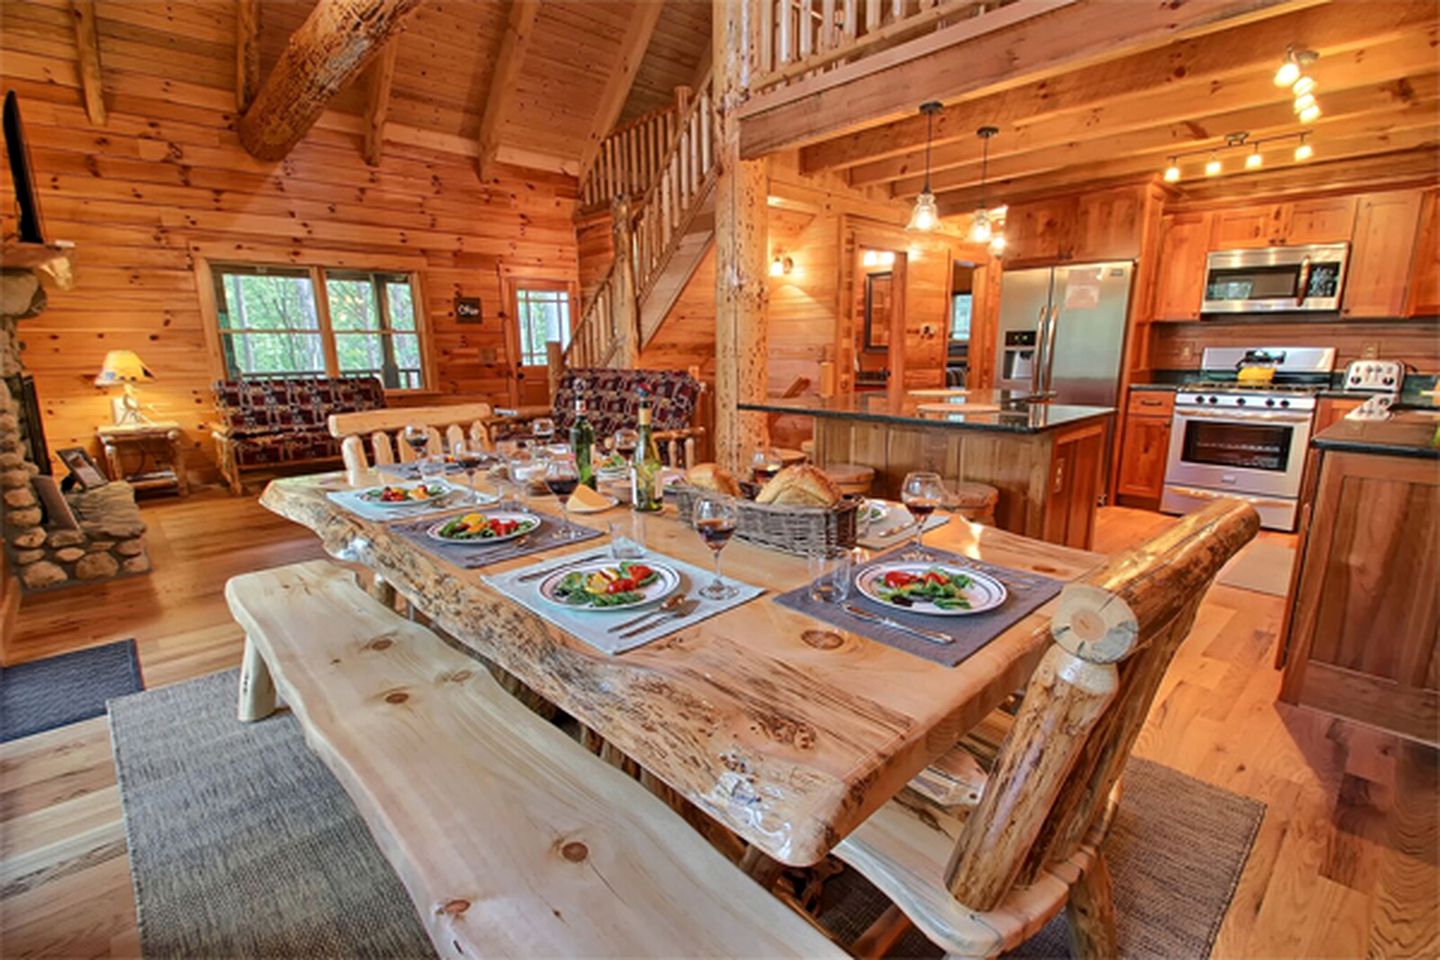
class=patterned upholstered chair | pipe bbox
[211,377,387,494]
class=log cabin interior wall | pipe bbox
[1,0,580,480]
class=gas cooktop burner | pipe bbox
[1185,380,1326,395]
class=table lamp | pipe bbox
[94,349,154,425]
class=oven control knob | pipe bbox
[1280,399,1291,408]
[1236,397,1246,406]
[1383,376,1395,386]
[1265,398,1276,407]
[1207,395,1219,404]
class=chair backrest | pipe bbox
[328,403,494,478]
[553,368,703,438]
[942,499,1259,911]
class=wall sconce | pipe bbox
[861,250,895,269]
[769,254,794,277]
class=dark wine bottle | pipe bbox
[570,384,595,489]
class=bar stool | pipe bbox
[824,463,876,497]
[950,481,999,524]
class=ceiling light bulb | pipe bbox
[907,191,939,232]
[1293,92,1317,113]
[1274,59,1301,88]
[769,256,785,277]
[988,233,1006,256]
[1205,155,1222,177]
[862,250,877,268]
[1295,140,1314,161]
[1298,104,1322,124]
[1163,159,1181,183]
[1245,148,1263,170]
[1292,75,1316,97]
[969,207,992,243]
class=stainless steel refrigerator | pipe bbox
[993,261,1133,407]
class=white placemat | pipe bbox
[326,486,477,522]
[857,503,950,551]
[482,551,764,655]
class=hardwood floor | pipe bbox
[1,493,1435,958]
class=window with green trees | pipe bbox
[515,287,572,366]
[212,264,425,389]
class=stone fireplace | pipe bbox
[2,258,151,592]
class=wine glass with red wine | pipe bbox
[453,440,486,504]
[693,495,739,600]
[900,471,946,560]
[613,428,639,459]
[749,447,783,486]
[545,457,581,539]
[402,423,431,466]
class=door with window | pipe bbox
[510,283,573,407]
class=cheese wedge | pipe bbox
[567,483,612,512]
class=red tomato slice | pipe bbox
[923,571,949,586]
[627,564,653,581]
[884,571,918,589]
[607,577,637,594]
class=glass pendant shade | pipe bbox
[907,191,939,232]
[988,233,1006,256]
[969,208,992,243]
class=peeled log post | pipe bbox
[238,0,426,162]
[611,194,640,368]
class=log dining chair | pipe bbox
[327,403,495,482]
[837,498,1260,959]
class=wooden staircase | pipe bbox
[567,71,717,369]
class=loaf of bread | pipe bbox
[685,462,742,496]
[755,464,842,507]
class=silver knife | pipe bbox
[517,550,610,582]
[842,603,954,645]
[619,599,699,640]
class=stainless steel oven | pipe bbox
[1202,243,1348,314]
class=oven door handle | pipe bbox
[1166,485,1298,510]
[1174,409,1313,425]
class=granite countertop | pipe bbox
[1312,410,1440,460]
[738,390,1115,435]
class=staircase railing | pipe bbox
[580,104,680,210]
[750,0,1018,94]
[566,268,620,369]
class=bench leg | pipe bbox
[1065,851,1119,960]
[237,635,277,722]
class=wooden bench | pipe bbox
[227,560,838,959]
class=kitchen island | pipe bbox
[1281,411,1439,744]
[740,391,1114,549]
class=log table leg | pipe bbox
[237,635,277,722]
[1065,851,1119,959]
[739,845,786,890]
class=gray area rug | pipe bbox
[111,670,1264,959]
[1,638,142,742]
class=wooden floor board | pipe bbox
[0,496,1434,957]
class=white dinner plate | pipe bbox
[425,511,540,545]
[356,481,457,508]
[855,562,1007,617]
[536,559,680,613]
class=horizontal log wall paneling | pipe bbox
[0,9,578,482]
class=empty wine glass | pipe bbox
[532,417,556,446]
[900,471,946,560]
[693,495,739,600]
[454,440,486,504]
[545,457,581,539]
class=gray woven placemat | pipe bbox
[391,508,602,568]
[774,547,1064,667]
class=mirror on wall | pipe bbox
[947,261,975,386]
[852,246,904,393]
[862,271,893,351]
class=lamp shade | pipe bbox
[94,350,153,386]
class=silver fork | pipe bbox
[618,599,700,640]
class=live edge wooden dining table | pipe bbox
[260,472,1102,868]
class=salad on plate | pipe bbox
[855,562,1008,616]
[359,482,450,505]
[539,559,679,611]
[428,511,538,543]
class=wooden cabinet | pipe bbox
[1405,189,1440,317]
[1342,189,1423,318]
[1314,397,1363,433]
[1210,197,1357,248]
[1004,186,1146,265]
[1151,213,1212,321]
[1115,389,1174,502]
[1004,197,1074,264]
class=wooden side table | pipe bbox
[97,422,189,496]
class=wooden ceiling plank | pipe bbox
[847,28,1438,188]
[888,74,1440,199]
[797,0,1434,173]
[362,39,401,167]
[237,0,426,162]
[476,0,543,178]
[68,0,106,125]
[578,0,665,176]
[235,0,260,111]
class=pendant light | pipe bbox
[906,101,943,232]
[969,126,1000,243]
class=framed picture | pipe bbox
[56,446,108,490]
[31,474,78,529]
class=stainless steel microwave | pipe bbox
[1201,243,1348,314]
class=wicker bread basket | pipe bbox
[667,482,859,556]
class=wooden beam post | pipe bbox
[476,0,542,179]
[611,194,640,368]
[713,0,769,473]
[363,40,401,167]
[68,0,106,126]
[237,0,426,162]
[236,0,261,111]
[579,0,664,177]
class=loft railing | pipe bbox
[751,0,1016,93]
[565,269,620,369]
[580,104,680,210]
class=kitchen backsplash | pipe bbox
[1148,317,1440,374]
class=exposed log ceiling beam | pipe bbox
[739,0,1329,159]
[476,0,542,179]
[891,74,1438,201]
[363,40,401,167]
[1169,145,1440,204]
[934,124,1439,215]
[799,0,1435,174]
[579,0,664,177]
[236,0,260,111]
[848,28,1437,190]
[68,0,106,126]
[238,0,426,162]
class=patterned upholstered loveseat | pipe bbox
[211,377,387,494]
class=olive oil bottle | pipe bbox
[631,388,663,512]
